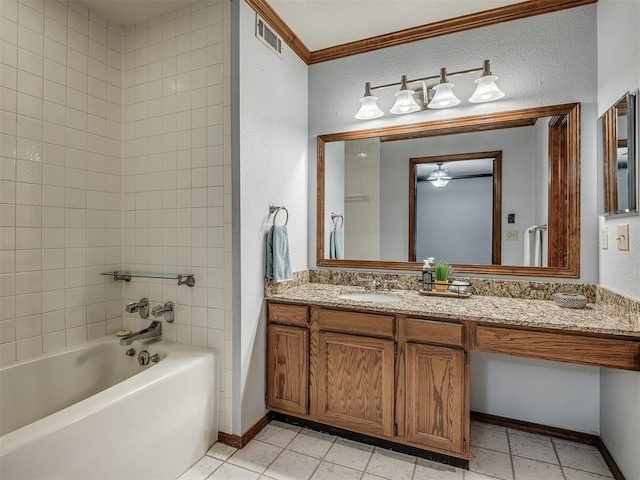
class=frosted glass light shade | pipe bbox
[355,95,384,119]
[430,177,450,188]
[428,83,460,109]
[390,89,421,115]
[427,164,452,188]
[469,75,505,103]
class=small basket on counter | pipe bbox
[553,293,588,309]
[419,280,472,298]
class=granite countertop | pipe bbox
[266,283,640,338]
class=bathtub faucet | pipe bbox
[125,297,149,319]
[151,301,174,323]
[119,321,162,346]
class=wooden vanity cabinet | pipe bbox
[266,302,469,460]
[317,331,395,438]
[266,304,309,415]
[401,318,469,455]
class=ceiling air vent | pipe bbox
[255,14,283,58]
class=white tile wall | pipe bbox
[0,0,123,364]
[344,138,380,260]
[120,0,233,433]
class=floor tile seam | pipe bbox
[549,439,612,478]
[469,442,509,455]
[205,444,237,462]
[467,444,513,478]
[409,456,418,480]
[510,451,561,466]
[198,455,224,480]
[328,438,375,474]
[261,440,292,478]
[560,464,615,478]
[550,436,569,480]
[303,430,340,480]
[368,446,417,480]
[360,445,377,479]
[226,439,286,476]
[551,437,600,451]
[285,427,338,460]
[505,427,516,480]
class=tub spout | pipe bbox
[119,321,162,346]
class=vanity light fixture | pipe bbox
[428,68,461,109]
[355,59,505,120]
[427,163,452,188]
[355,82,384,120]
[469,60,506,103]
[390,75,422,115]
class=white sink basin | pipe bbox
[338,293,400,303]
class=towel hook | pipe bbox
[331,212,344,229]
[269,204,289,226]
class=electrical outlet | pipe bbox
[506,230,518,241]
[601,226,608,250]
[616,224,629,251]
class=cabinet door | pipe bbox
[317,332,395,438]
[267,324,309,415]
[406,343,465,453]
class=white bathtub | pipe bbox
[0,336,218,480]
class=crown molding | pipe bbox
[245,0,596,65]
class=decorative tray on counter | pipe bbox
[419,289,472,299]
[419,280,472,298]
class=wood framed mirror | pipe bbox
[317,103,581,278]
[601,90,638,216]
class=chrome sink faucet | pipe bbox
[119,320,162,346]
[125,298,149,318]
[151,301,174,323]
[357,274,379,291]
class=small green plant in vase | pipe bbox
[434,261,452,292]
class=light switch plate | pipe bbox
[506,230,518,241]
[616,224,629,251]
[601,226,608,250]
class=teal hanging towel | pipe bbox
[266,225,292,282]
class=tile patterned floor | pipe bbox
[178,421,615,480]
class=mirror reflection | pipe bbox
[318,104,581,277]
[602,90,638,215]
[409,152,501,266]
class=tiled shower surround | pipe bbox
[0,0,233,434]
[120,0,233,432]
[0,0,124,363]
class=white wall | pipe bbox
[308,5,600,432]
[119,0,233,433]
[416,177,493,264]
[0,1,123,364]
[471,352,600,433]
[234,0,308,435]
[597,1,640,478]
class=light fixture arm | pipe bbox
[366,61,489,92]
